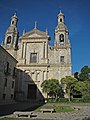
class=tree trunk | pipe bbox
[67,89,71,102]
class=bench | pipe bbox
[40,108,55,113]
[13,111,36,118]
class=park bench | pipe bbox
[40,108,55,113]
[13,111,37,118]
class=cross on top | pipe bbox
[34,21,37,29]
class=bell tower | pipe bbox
[54,10,70,47]
[3,13,19,50]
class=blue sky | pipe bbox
[0,0,90,73]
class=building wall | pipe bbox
[0,46,17,104]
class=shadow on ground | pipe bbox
[82,117,90,120]
[0,101,44,116]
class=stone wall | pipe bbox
[0,46,17,104]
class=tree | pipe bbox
[41,80,50,98]
[41,79,62,99]
[61,76,78,102]
[79,66,90,81]
[74,72,79,80]
[74,81,90,98]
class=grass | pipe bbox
[34,103,74,112]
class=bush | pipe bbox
[45,98,90,103]
[71,98,83,102]
[57,98,69,102]
[45,98,69,103]
[71,98,90,103]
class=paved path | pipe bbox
[1,103,90,120]
[32,104,90,120]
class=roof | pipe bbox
[0,45,18,63]
[20,28,49,40]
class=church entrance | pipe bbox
[27,84,37,100]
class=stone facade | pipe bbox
[2,10,72,101]
[0,45,17,104]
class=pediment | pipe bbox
[20,29,48,39]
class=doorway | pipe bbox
[27,84,37,100]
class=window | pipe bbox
[60,19,62,22]
[12,21,14,25]
[7,62,9,71]
[4,62,9,74]
[59,34,64,42]
[60,56,64,62]
[11,94,13,99]
[13,67,16,77]
[12,81,14,88]
[30,53,37,63]
[3,94,6,100]
[7,36,11,44]
[4,78,7,87]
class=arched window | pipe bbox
[12,21,14,25]
[60,19,62,22]
[59,34,64,42]
[7,36,11,44]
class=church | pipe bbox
[2,10,72,101]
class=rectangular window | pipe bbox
[13,67,16,77]
[7,62,9,71]
[4,62,9,73]
[4,62,11,75]
[60,56,64,62]
[4,78,7,87]
[3,94,6,100]
[12,81,14,88]
[11,94,13,99]
[30,53,37,63]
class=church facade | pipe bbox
[2,11,72,101]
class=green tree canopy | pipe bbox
[61,76,78,101]
[41,79,62,99]
[74,81,90,98]
[79,66,90,81]
[74,72,79,80]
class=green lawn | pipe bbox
[34,103,74,112]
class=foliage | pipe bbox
[45,98,69,103]
[71,98,90,103]
[74,81,90,98]
[73,66,90,98]
[41,79,63,99]
[61,76,78,101]
[74,72,79,80]
[45,98,90,103]
[79,66,90,81]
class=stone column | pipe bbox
[21,42,24,58]
[43,42,45,58]
[46,70,48,80]
[35,71,37,82]
[42,71,44,81]
[43,71,47,80]
[45,41,48,59]
[23,42,27,64]
[23,42,25,58]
